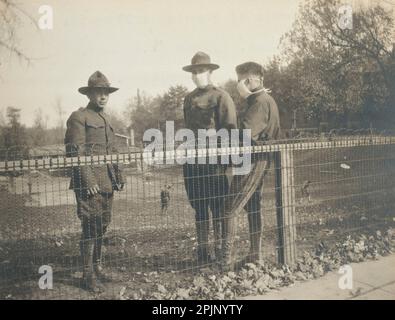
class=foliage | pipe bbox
[117,227,394,300]
[124,86,188,146]
[270,0,395,129]
[1,107,28,153]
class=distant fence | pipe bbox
[283,127,395,139]
[0,136,394,298]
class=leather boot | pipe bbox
[247,211,263,264]
[248,231,263,263]
[81,239,102,293]
[195,219,210,266]
[221,213,236,272]
[212,217,223,262]
[93,237,111,282]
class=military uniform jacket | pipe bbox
[64,102,124,194]
[183,85,237,136]
[241,90,281,144]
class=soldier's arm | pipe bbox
[217,92,237,166]
[107,121,126,190]
[183,95,190,127]
[241,100,269,144]
[218,92,237,131]
[64,111,98,194]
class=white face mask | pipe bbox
[236,79,252,99]
[237,78,270,99]
[192,71,210,89]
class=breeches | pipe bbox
[183,163,229,221]
[75,191,113,240]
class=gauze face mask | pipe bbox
[237,78,270,99]
[237,79,252,99]
[192,71,210,89]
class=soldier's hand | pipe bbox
[87,185,100,197]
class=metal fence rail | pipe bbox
[1,136,394,171]
[0,136,394,299]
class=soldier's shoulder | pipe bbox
[255,91,276,105]
[67,107,87,121]
[212,86,227,94]
[265,93,279,109]
[254,93,279,116]
[212,86,232,99]
[185,88,198,99]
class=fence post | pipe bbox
[274,146,297,266]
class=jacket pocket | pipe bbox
[86,121,105,129]
[190,105,217,129]
[85,120,106,145]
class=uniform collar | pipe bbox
[247,87,266,104]
[87,102,104,113]
[197,84,214,92]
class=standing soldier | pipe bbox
[301,180,312,201]
[65,71,125,292]
[221,62,280,271]
[160,184,172,215]
[182,52,237,266]
[27,172,33,196]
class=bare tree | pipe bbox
[0,108,6,127]
[0,0,37,63]
[54,97,65,142]
[31,108,48,146]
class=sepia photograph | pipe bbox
[0,0,394,304]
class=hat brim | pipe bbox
[78,86,119,95]
[182,63,219,72]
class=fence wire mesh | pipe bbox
[0,135,394,299]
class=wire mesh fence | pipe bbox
[0,135,394,299]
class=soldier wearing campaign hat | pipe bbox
[182,52,237,266]
[65,71,125,292]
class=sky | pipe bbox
[0,0,392,127]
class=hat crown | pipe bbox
[87,71,111,88]
[79,71,118,95]
[191,51,211,66]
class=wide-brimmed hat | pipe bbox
[78,71,119,95]
[182,52,219,72]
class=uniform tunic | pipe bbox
[222,89,281,260]
[182,85,237,214]
[226,89,281,217]
[64,102,124,230]
[241,90,280,144]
